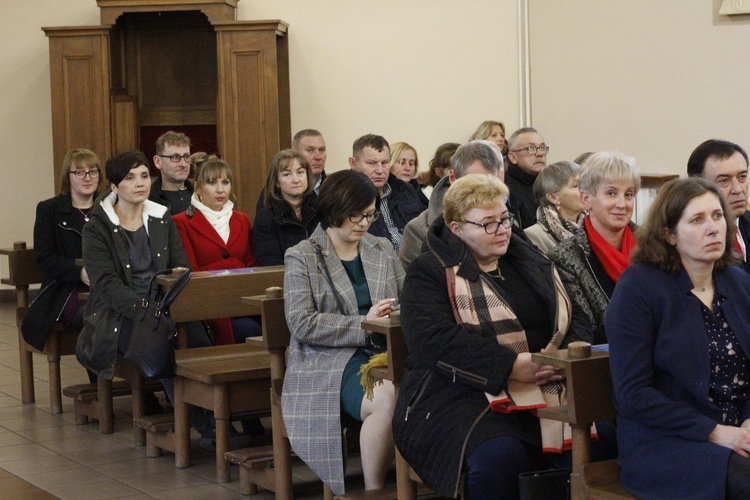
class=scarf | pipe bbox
[191,193,234,244]
[537,206,584,244]
[584,217,635,283]
[446,265,592,453]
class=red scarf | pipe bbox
[584,217,635,283]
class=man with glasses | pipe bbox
[687,139,750,273]
[348,134,423,251]
[150,130,193,215]
[506,127,550,229]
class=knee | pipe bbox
[372,382,396,418]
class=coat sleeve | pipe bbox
[172,215,199,270]
[166,216,191,270]
[82,221,142,320]
[607,267,719,441]
[401,253,517,395]
[33,199,81,284]
[252,207,285,266]
[242,214,256,267]
[283,244,367,348]
[550,246,596,345]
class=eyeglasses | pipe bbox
[511,145,550,155]
[70,169,100,179]
[349,211,381,224]
[157,153,191,163]
[463,214,515,234]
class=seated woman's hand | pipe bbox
[708,424,750,457]
[365,298,397,322]
[509,353,541,384]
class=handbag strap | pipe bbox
[144,269,191,310]
[158,269,192,310]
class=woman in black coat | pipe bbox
[392,174,612,498]
[23,148,103,351]
[252,149,318,266]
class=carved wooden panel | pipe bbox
[215,21,291,219]
[43,27,112,186]
[97,0,238,25]
[111,94,138,153]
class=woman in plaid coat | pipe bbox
[282,170,405,495]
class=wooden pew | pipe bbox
[337,314,421,500]
[143,267,284,483]
[0,241,81,415]
[174,342,272,484]
[532,344,634,500]
[231,287,294,498]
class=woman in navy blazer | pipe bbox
[607,177,750,499]
[173,157,257,345]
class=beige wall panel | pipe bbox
[528,0,750,174]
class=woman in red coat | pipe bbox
[173,156,259,345]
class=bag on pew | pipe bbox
[124,268,191,378]
[518,468,571,500]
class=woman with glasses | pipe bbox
[525,161,586,254]
[23,149,104,353]
[392,174,608,499]
[549,152,640,346]
[282,170,404,495]
[252,149,319,266]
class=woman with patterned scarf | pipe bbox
[549,152,640,346]
[393,174,615,499]
[525,161,586,254]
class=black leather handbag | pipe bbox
[518,468,571,500]
[123,268,191,378]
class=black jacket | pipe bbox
[368,174,424,245]
[148,177,194,215]
[504,163,539,229]
[392,217,570,497]
[252,195,319,266]
[22,194,87,350]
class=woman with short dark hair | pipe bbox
[282,170,404,495]
[608,177,750,498]
[77,150,193,378]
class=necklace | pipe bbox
[486,267,504,280]
[77,207,93,222]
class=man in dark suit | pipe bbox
[505,127,549,229]
[149,130,193,215]
[688,139,750,272]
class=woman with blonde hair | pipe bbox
[469,120,508,155]
[393,174,610,498]
[390,141,427,206]
[173,157,258,345]
[549,152,641,345]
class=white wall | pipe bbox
[528,0,750,174]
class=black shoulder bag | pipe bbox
[123,268,191,378]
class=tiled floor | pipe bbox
[0,301,372,499]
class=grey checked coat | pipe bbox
[282,226,405,495]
